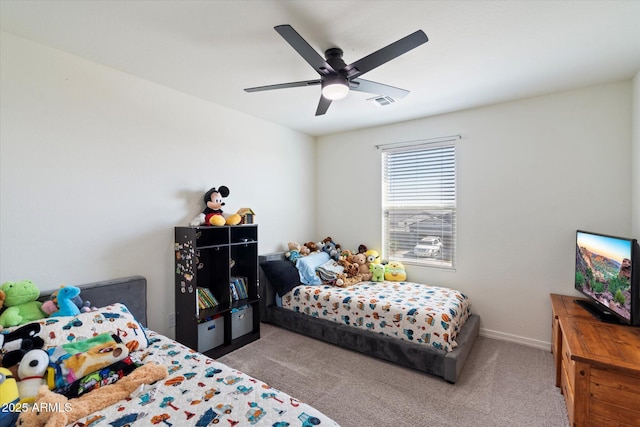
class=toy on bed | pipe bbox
[0,322,45,371]
[298,243,311,257]
[384,261,407,281]
[320,237,342,260]
[335,273,364,288]
[370,263,385,282]
[333,257,362,287]
[190,185,242,227]
[285,242,303,263]
[17,362,168,427]
[0,366,20,427]
[48,286,82,317]
[338,249,352,264]
[349,252,373,281]
[42,286,95,316]
[0,280,47,328]
[16,348,51,404]
[365,249,381,265]
[303,241,320,254]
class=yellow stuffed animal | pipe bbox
[0,366,20,427]
[17,362,167,427]
[384,261,407,281]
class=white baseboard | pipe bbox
[480,328,551,351]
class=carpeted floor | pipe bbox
[218,323,570,427]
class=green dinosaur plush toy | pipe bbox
[0,280,46,327]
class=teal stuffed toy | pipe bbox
[50,286,81,317]
[0,280,46,327]
[370,263,385,282]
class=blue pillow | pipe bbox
[295,252,330,285]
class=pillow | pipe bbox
[260,260,301,297]
[55,356,140,398]
[295,251,330,286]
[35,303,149,352]
[47,332,130,389]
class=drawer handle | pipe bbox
[207,324,216,331]
[238,314,246,320]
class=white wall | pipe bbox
[316,81,633,349]
[0,32,317,337]
[633,70,640,237]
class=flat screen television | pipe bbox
[575,230,640,326]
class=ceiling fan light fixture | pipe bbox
[321,77,349,100]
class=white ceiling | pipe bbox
[1,1,639,137]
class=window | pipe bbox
[382,139,457,269]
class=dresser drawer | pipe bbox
[560,360,574,426]
[561,332,575,392]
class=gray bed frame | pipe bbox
[259,253,480,383]
[37,276,148,327]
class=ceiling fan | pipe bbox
[244,25,428,116]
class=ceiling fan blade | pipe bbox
[315,96,332,116]
[275,25,336,75]
[346,30,428,79]
[244,79,321,92]
[350,78,410,99]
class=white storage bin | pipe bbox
[198,316,224,352]
[231,306,254,339]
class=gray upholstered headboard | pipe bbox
[258,252,287,321]
[38,276,148,327]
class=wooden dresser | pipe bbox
[550,294,640,427]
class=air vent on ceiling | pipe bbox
[368,95,397,106]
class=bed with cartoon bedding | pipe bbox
[259,244,480,383]
[0,276,339,427]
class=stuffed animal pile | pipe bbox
[0,319,53,410]
[17,363,168,427]
[41,286,96,317]
[315,240,383,286]
[0,279,147,417]
[281,237,400,286]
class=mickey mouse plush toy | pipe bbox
[190,186,241,226]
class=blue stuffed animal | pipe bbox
[50,286,81,317]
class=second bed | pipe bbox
[259,252,480,383]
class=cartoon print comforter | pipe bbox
[71,331,340,427]
[281,281,472,352]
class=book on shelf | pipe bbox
[197,287,219,309]
[229,276,248,301]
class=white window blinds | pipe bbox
[382,139,457,269]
